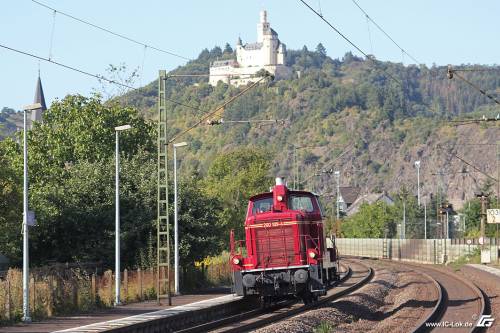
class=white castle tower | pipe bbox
[209,10,291,86]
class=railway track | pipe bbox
[405,263,488,333]
[180,259,373,333]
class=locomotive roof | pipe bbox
[249,189,316,201]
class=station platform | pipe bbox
[0,291,236,333]
[467,263,500,277]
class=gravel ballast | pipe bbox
[255,260,438,333]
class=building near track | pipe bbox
[209,10,292,86]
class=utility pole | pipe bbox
[477,192,488,247]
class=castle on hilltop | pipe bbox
[209,10,292,86]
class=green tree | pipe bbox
[25,150,156,267]
[0,142,22,263]
[203,148,272,240]
[0,95,156,266]
[341,201,396,238]
[26,94,154,184]
[315,43,327,57]
[223,43,233,54]
[178,177,223,265]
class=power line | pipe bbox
[449,68,500,73]
[167,74,273,144]
[1,42,278,141]
[437,145,498,182]
[350,0,421,64]
[31,0,191,61]
[305,0,498,119]
[447,66,500,105]
[298,0,401,86]
[0,43,201,112]
[300,145,353,185]
[450,116,500,126]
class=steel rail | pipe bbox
[377,259,487,333]
[207,260,373,333]
[345,256,487,333]
[177,264,352,333]
[409,271,443,333]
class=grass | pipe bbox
[314,321,335,333]
[449,249,481,271]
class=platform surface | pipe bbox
[467,263,500,277]
[0,291,236,333]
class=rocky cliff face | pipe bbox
[309,120,498,209]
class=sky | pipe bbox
[0,0,498,110]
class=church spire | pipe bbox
[31,74,47,124]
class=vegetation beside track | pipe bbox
[448,248,481,271]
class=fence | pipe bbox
[0,267,158,323]
[0,260,232,324]
[336,238,500,264]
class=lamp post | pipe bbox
[173,141,188,295]
[402,201,406,239]
[21,103,41,322]
[415,160,421,207]
[114,124,132,306]
[424,202,427,240]
[334,171,340,219]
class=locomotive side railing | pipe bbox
[300,234,322,257]
[230,229,245,257]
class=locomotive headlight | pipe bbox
[232,257,240,265]
[308,251,316,259]
[277,195,283,202]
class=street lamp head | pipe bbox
[334,170,340,176]
[173,142,188,148]
[115,124,132,131]
[415,160,421,168]
[23,103,42,111]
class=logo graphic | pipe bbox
[477,315,495,327]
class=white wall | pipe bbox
[336,238,497,264]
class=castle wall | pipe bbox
[209,10,291,87]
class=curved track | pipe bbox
[180,259,373,333]
[406,263,486,333]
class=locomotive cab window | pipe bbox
[289,195,315,213]
[252,197,273,214]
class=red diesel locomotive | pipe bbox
[230,177,340,304]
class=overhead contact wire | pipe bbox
[350,0,420,64]
[0,43,201,112]
[167,74,271,144]
[31,0,191,61]
[298,0,401,85]
[451,70,500,105]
